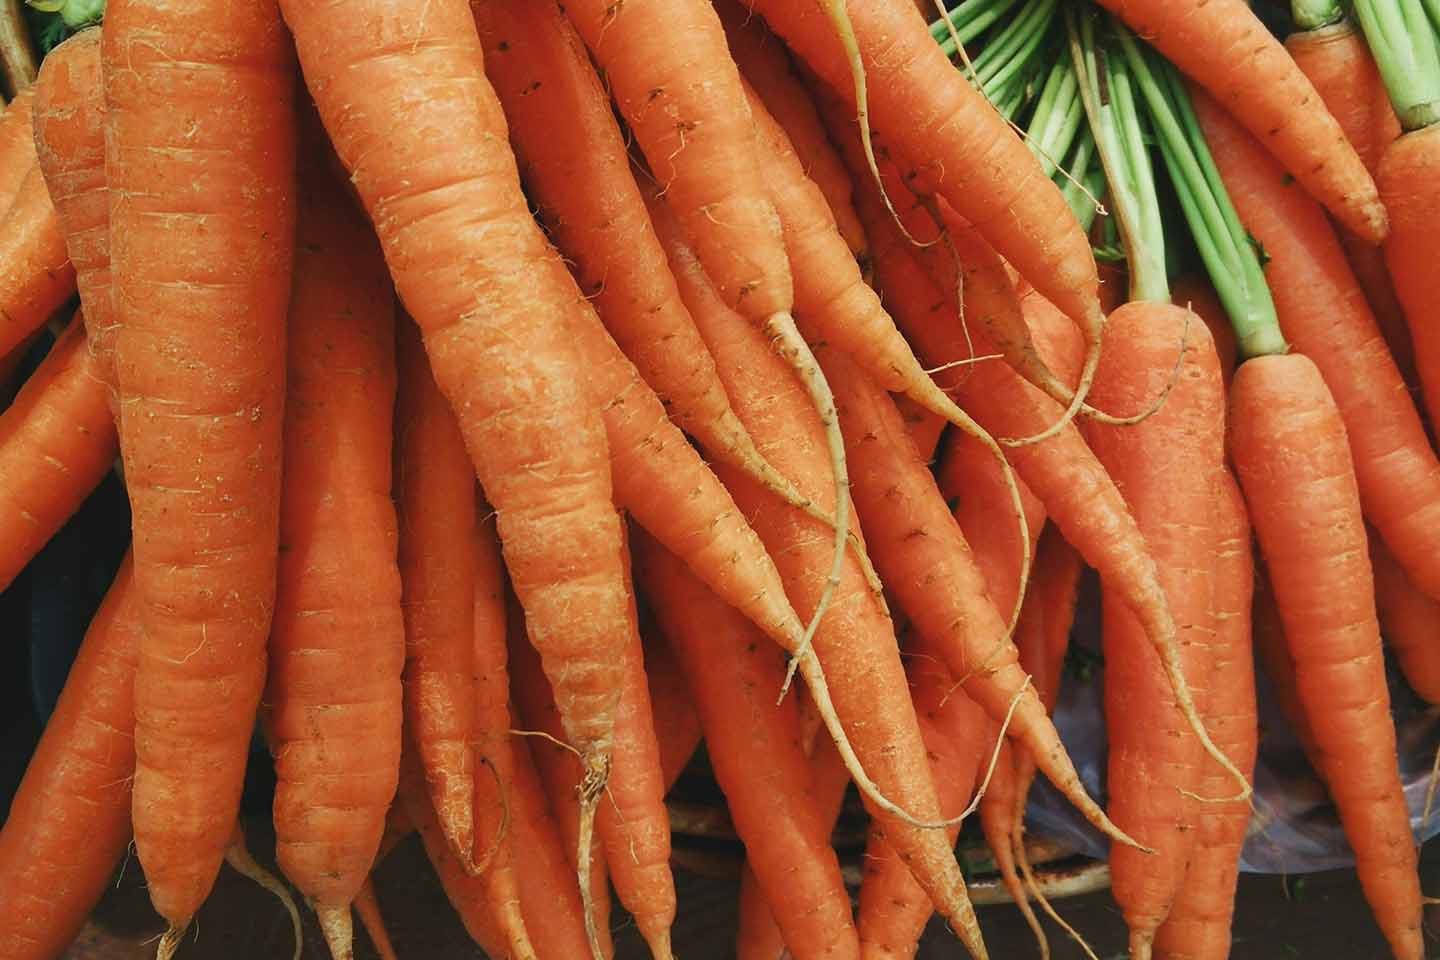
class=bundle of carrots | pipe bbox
[0,0,1437,957]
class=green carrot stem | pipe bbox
[974,0,1056,92]
[931,0,1024,50]
[1292,0,1344,30]
[1026,57,1084,176]
[1352,0,1440,129]
[1057,130,1102,232]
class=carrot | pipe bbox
[280,6,633,945]
[0,316,116,592]
[1193,88,1440,604]
[104,0,294,940]
[677,228,985,958]
[265,139,405,960]
[715,0,868,261]
[0,556,137,960]
[393,318,479,869]
[0,0,36,96]
[1285,18,1415,386]
[894,394,946,462]
[1250,567,1323,770]
[1378,121,1440,427]
[1230,353,1422,960]
[32,30,116,401]
[1369,529,1440,704]
[0,85,36,210]
[0,166,75,360]
[471,0,810,517]
[1091,0,1386,242]
[1152,471,1257,960]
[352,880,399,960]
[635,529,859,960]
[641,628,704,789]
[736,868,790,960]
[1169,276,1237,384]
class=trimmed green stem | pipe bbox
[931,0,1025,52]
[1026,57,1084,176]
[1353,0,1440,130]
[1292,0,1345,30]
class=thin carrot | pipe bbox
[736,868,790,960]
[641,627,704,789]
[1251,567,1323,770]
[0,166,75,360]
[1193,88,1440,604]
[281,7,634,945]
[894,393,946,462]
[635,529,859,960]
[1091,0,1387,242]
[1152,471,1257,960]
[352,880,399,960]
[32,30,116,400]
[105,0,294,940]
[0,316,116,591]
[394,318,479,869]
[1369,528,1440,704]
[1231,353,1422,960]
[0,85,35,210]
[266,137,405,960]
[0,556,137,960]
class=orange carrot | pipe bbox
[1153,471,1257,960]
[0,84,35,209]
[1369,529,1440,704]
[0,166,75,360]
[0,556,138,960]
[352,879,399,960]
[266,140,405,958]
[281,7,634,943]
[1169,275,1237,384]
[0,316,116,591]
[393,318,479,869]
[1231,353,1422,960]
[1093,0,1386,242]
[642,628,704,789]
[1251,567,1323,770]
[1194,88,1440,604]
[32,30,115,401]
[736,868,790,960]
[635,530,859,960]
[895,393,946,462]
[105,0,294,938]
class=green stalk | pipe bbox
[1057,130,1102,232]
[1116,28,1287,358]
[1026,57,1084,178]
[1068,9,1168,303]
[1291,0,1344,30]
[1353,0,1440,129]
[932,0,1024,53]
[974,0,1057,92]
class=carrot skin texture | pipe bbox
[0,558,138,960]
[266,148,404,917]
[636,531,860,960]
[0,165,75,359]
[736,867,791,960]
[562,0,792,322]
[1194,90,1440,605]
[747,0,1103,331]
[1094,0,1385,243]
[0,317,116,591]
[1369,531,1440,704]
[1169,276,1236,385]
[1153,472,1257,960]
[394,319,478,866]
[1231,354,1422,960]
[281,0,630,786]
[32,31,115,397]
[1250,568,1323,769]
[642,628,704,789]
[104,0,295,924]
[0,85,36,209]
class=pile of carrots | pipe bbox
[0,0,1438,957]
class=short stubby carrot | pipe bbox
[1231,353,1422,960]
[32,30,116,401]
[0,165,75,360]
[1094,0,1386,242]
[265,140,405,958]
[1153,471,1257,960]
[0,556,138,960]
[1369,530,1440,705]
[1194,89,1440,604]
[0,316,116,592]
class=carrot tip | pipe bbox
[316,905,355,960]
[156,923,187,960]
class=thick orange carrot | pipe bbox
[0,84,35,209]
[0,316,116,591]
[105,0,294,936]
[281,8,633,939]
[1195,89,1440,604]
[716,0,868,260]
[1084,303,1225,959]
[1286,20,1414,384]
[32,30,114,398]
[635,530,859,960]
[0,557,138,960]
[1169,275,1237,384]
[1152,471,1257,960]
[393,319,479,868]
[0,166,75,360]
[1093,0,1385,242]
[1231,353,1421,960]
[1369,529,1440,704]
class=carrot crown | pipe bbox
[1291,0,1345,31]
[1352,0,1440,130]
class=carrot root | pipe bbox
[316,906,354,960]
[224,831,303,960]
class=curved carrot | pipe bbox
[642,630,704,789]
[1093,0,1386,243]
[1153,471,1257,960]
[0,557,137,960]
[1369,530,1440,704]
[267,142,405,959]
[0,316,116,592]
[1194,89,1440,604]
[1231,353,1422,960]
[105,0,294,936]
[1251,567,1323,770]
[636,530,859,960]
[32,30,114,398]
[0,166,74,360]
[0,84,35,209]
[736,867,790,960]
[352,879,399,960]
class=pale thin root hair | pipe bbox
[924,352,1005,375]
[1423,741,1440,829]
[155,924,187,960]
[947,676,1032,827]
[225,826,303,960]
[510,727,583,759]
[987,791,1050,959]
[1015,826,1099,960]
[576,756,610,960]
